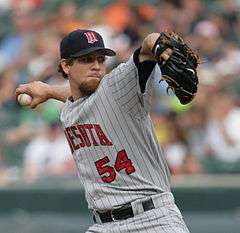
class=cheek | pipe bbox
[100,66,106,76]
[69,66,85,81]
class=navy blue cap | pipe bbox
[60,29,116,59]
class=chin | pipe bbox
[79,79,101,96]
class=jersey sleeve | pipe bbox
[105,48,157,115]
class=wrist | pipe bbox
[45,84,55,100]
[46,83,70,102]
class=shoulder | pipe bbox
[101,57,137,85]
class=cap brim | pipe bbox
[70,47,116,57]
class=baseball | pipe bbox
[17,93,32,106]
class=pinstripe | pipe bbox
[138,116,170,189]
[167,194,179,233]
[113,81,136,97]
[112,77,136,94]
[83,88,138,233]
[66,97,106,208]
[163,194,176,233]
[142,208,158,233]
[101,75,153,233]
[92,97,128,207]
[117,92,138,110]
[75,99,104,209]
[101,83,146,183]
[75,99,97,207]
[108,66,136,88]
[115,86,137,102]
[104,60,171,233]
[77,98,101,207]
[104,78,163,233]
[97,88,138,233]
[132,102,145,119]
[114,63,137,78]
[151,195,189,233]
[105,59,169,192]
[125,110,167,191]
[138,115,167,188]
[80,99,107,209]
[90,98,124,210]
[128,113,163,233]
[113,83,136,99]
[97,90,137,187]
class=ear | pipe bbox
[60,59,71,76]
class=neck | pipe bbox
[69,82,83,101]
[72,92,82,101]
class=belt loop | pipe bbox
[151,192,174,209]
[131,199,144,216]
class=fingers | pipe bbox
[15,83,36,108]
[15,84,32,102]
[30,99,40,109]
[159,48,173,66]
[15,84,31,95]
[15,81,49,109]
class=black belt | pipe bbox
[93,198,155,223]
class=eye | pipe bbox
[77,56,94,63]
[97,56,106,64]
[77,55,106,64]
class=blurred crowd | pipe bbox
[1,0,240,185]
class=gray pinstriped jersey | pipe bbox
[60,56,171,211]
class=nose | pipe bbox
[92,60,100,70]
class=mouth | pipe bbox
[88,74,101,79]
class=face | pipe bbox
[61,52,106,98]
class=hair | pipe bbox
[58,58,75,79]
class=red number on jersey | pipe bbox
[95,150,136,183]
[94,156,116,183]
[114,150,136,174]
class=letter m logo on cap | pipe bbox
[84,32,98,44]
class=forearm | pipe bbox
[48,82,71,102]
[16,81,71,109]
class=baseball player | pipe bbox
[16,29,199,233]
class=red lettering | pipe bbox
[94,124,113,146]
[64,129,74,154]
[65,127,78,151]
[77,125,91,147]
[84,124,98,146]
[71,126,85,148]
[65,123,113,152]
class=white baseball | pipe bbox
[17,93,32,106]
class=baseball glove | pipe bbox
[152,32,200,104]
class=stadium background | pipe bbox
[1,0,240,232]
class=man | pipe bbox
[16,29,198,232]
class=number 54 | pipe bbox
[94,150,136,183]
